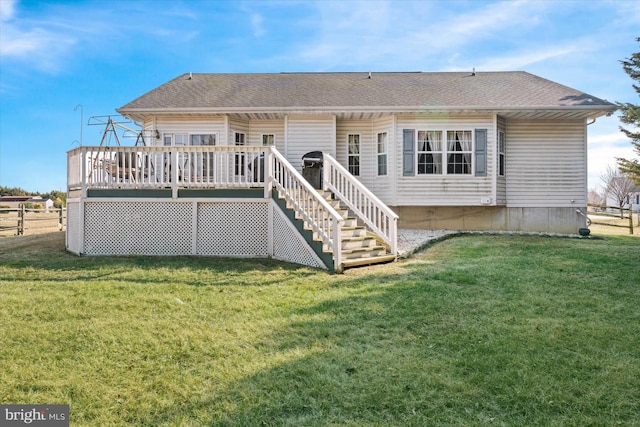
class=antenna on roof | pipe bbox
[368,71,371,79]
[471,68,476,76]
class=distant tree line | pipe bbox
[0,186,66,208]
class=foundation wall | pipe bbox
[393,206,588,234]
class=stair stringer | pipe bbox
[270,196,332,271]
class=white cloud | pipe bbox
[285,0,556,70]
[0,0,17,21]
[251,12,265,38]
[469,46,581,72]
[0,1,78,73]
[588,130,637,190]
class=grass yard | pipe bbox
[0,231,638,426]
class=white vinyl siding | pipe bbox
[249,119,285,151]
[506,119,586,207]
[286,115,336,171]
[394,115,495,206]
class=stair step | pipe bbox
[323,236,377,252]
[341,245,387,259]
[341,254,397,269]
[341,226,367,238]
[341,236,377,250]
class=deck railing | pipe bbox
[323,153,398,255]
[68,145,270,196]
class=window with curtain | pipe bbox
[377,132,388,176]
[447,130,472,174]
[417,130,442,174]
[348,134,360,176]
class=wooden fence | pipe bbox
[0,206,66,236]
[587,204,636,235]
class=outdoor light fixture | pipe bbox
[155,130,160,139]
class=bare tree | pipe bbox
[601,165,635,217]
[588,188,606,208]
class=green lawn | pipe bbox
[1,232,639,426]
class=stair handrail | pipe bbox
[270,148,344,271]
[322,153,398,255]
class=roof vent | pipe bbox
[188,72,193,80]
[471,68,476,76]
[368,71,371,79]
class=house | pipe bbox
[0,196,52,210]
[0,196,34,209]
[605,184,640,213]
[66,71,616,271]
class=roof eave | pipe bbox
[118,104,618,122]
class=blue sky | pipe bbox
[0,0,638,193]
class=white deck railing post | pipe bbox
[171,149,179,198]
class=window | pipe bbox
[163,134,188,146]
[262,134,275,146]
[417,131,442,174]
[235,132,246,176]
[498,130,505,176]
[403,128,488,177]
[446,130,472,174]
[377,132,388,176]
[348,134,360,176]
[191,134,216,146]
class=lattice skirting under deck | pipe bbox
[72,199,327,269]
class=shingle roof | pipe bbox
[118,71,615,116]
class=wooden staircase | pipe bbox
[278,190,396,272]
[318,190,396,269]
